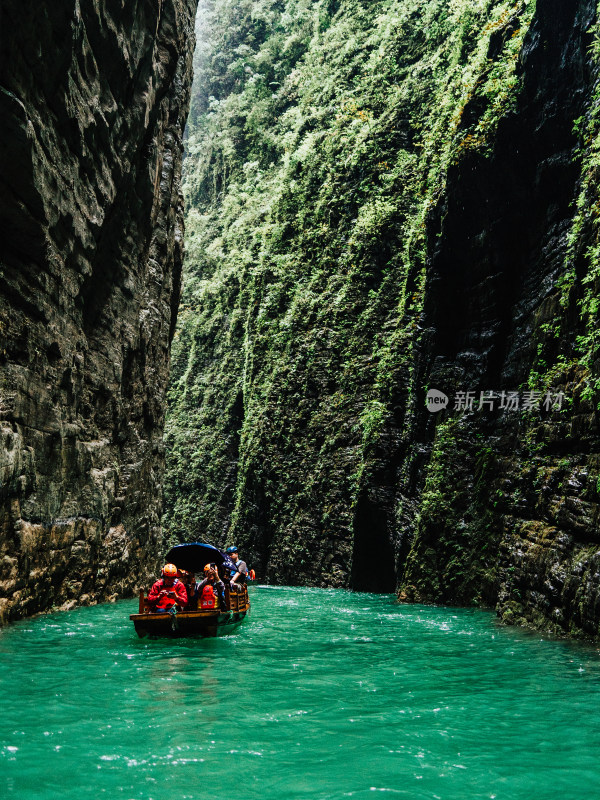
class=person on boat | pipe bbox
[225,546,248,590]
[179,570,197,610]
[195,563,227,611]
[147,563,188,613]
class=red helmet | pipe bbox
[162,563,178,577]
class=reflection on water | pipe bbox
[1,587,600,800]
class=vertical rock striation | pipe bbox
[0,0,197,622]
[397,0,600,637]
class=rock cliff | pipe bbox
[167,0,600,638]
[399,0,600,636]
[0,0,197,621]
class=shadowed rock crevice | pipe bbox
[350,490,396,593]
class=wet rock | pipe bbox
[0,0,197,622]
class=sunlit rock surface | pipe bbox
[0,0,197,621]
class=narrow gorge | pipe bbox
[1,0,600,640]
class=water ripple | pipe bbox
[1,589,600,799]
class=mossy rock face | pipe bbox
[166,0,600,637]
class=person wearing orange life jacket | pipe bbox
[147,563,188,613]
[194,563,226,611]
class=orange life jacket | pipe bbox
[154,578,183,610]
[200,584,218,609]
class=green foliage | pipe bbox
[164,0,537,573]
[402,420,500,605]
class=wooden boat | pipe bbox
[130,542,251,639]
[130,584,250,638]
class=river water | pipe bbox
[1,586,600,799]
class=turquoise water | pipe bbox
[1,587,600,799]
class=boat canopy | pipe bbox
[165,542,236,574]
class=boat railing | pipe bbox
[227,584,250,612]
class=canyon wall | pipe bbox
[0,0,197,621]
[398,0,600,636]
[168,0,600,637]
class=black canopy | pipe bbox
[165,542,236,575]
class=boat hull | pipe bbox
[129,609,249,639]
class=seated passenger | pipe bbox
[147,563,188,613]
[180,570,197,610]
[195,563,226,611]
[225,546,248,590]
